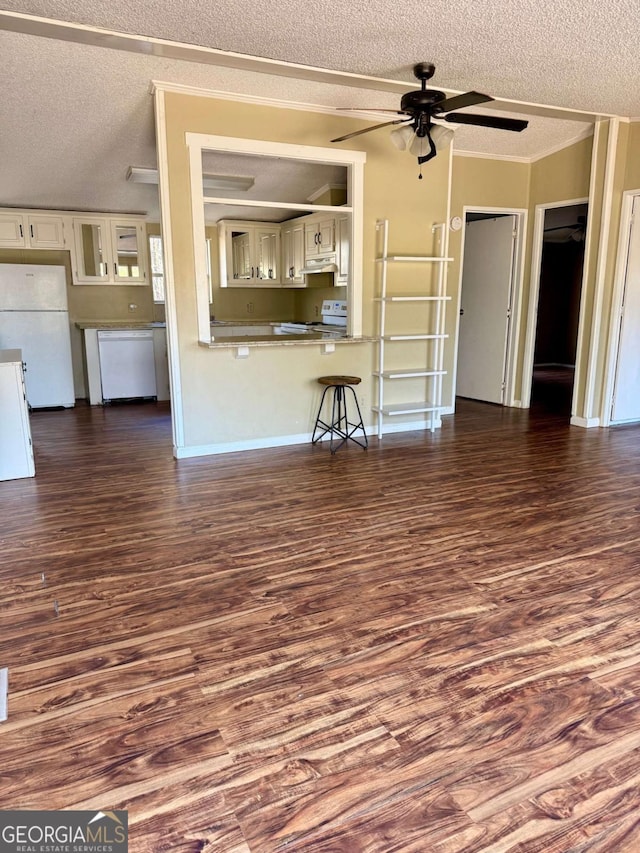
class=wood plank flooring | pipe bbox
[1,398,640,851]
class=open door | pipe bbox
[611,195,640,423]
[456,215,517,404]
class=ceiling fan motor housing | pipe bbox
[400,89,447,115]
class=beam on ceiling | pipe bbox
[0,11,612,124]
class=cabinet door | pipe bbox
[255,227,280,283]
[282,223,306,287]
[111,221,147,284]
[225,228,251,283]
[0,212,26,248]
[73,218,110,282]
[27,215,66,249]
[317,218,335,253]
[305,222,320,256]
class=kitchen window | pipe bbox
[150,234,212,304]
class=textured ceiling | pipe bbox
[1,1,634,219]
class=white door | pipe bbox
[457,216,517,404]
[612,196,640,422]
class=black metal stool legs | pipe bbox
[312,382,368,453]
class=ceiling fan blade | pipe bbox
[444,113,529,132]
[337,108,408,114]
[331,118,413,143]
[434,91,494,114]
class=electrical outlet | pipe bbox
[247,302,254,314]
[128,303,137,312]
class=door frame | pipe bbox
[453,206,527,408]
[601,188,640,426]
[521,197,589,410]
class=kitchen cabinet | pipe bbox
[304,216,335,257]
[281,220,305,286]
[0,350,35,481]
[219,220,282,287]
[0,211,66,249]
[72,217,147,285]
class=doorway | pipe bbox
[524,200,588,416]
[608,194,640,424]
[455,210,525,406]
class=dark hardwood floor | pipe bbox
[2,399,640,851]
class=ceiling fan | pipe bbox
[331,63,529,178]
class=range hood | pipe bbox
[301,255,338,274]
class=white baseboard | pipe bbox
[570,415,600,428]
[174,418,443,458]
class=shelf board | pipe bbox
[375,256,453,263]
[382,334,448,341]
[373,369,446,379]
[374,295,452,302]
[373,401,441,416]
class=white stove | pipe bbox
[280,300,347,336]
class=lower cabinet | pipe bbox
[0,351,35,481]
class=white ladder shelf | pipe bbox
[373,219,452,439]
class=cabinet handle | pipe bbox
[30,224,34,239]
[251,266,255,278]
[19,224,23,238]
[114,263,118,276]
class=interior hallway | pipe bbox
[1,400,640,851]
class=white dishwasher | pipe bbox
[97,329,157,401]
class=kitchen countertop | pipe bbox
[203,334,374,348]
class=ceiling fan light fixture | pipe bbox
[430,124,455,151]
[390,125,414,151]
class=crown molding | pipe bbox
[452,150,531,164]
[151,80,388,121]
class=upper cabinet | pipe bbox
[304,216,335,258]
[0,208,149,287]
[219,221,281,287]
[0,211,66,249]
[219,214,349,289]
[72,217,147,285]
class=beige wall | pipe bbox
[161,90,450,451]
[448,155,530,404]
[624,122,640,189]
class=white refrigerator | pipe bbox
[0,264,75,408]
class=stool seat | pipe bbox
[312,375,367,453]
[318,375,362,387]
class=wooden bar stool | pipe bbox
[312,375,368,454]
